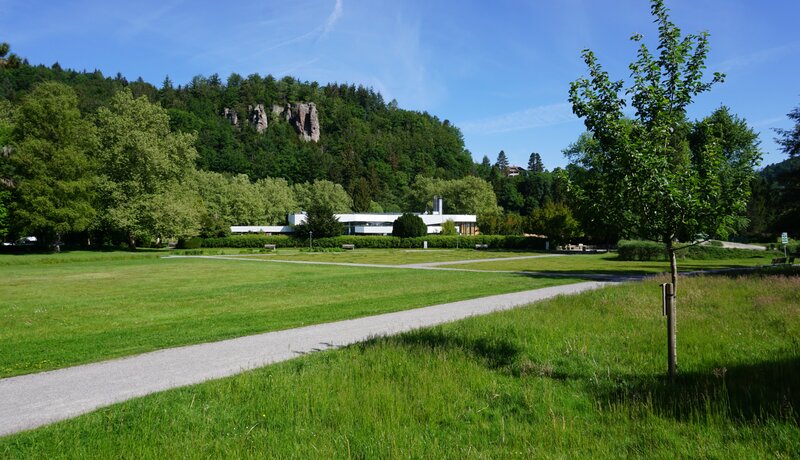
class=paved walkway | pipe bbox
[0,281,608,437]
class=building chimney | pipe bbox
[433,196,443,215]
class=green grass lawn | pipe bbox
[0,254,577,377]
[2,270,797,457]
[449,252,775,274]
[178,247,549,265]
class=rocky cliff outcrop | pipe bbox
[223,102,320,141]
[291,102,320,142]
[249,104,268,133]
[222,108,238,127]
[270,102,320,142]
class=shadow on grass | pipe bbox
[386,328,521,369]
[595,357,800,425]
[369,329,798,425]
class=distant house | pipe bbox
[506,165,525,177]
[231,197,478,236]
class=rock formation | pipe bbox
[291,102,320,142]
[222,108,238,127]
[224,102,320,141]
[249,104,268,133]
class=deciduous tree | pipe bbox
[568,0,759,376]
[96,89,199,247]
[9,82,97,248]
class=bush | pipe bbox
[176,237,203,249]
[617,240,772,261]
[201,234,548,250]
[293,204,344,238]
[392,213,428,238]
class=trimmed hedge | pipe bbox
[201,234,547,250]
[618,240,772,261]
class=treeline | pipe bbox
[0,45,474,212]
[0,44,571,247]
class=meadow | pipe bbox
[1,269,797,458]
[0,250,577,377]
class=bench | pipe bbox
[342,244,355,250]
[771,257,787,265]
[263,244,276,250]
[475,244,489,250]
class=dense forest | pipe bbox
[0,42,796,247]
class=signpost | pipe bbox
[782,232,789,257]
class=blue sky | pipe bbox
[1,0,797,169]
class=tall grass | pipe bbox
[2,270,797,457]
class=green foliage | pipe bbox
[176,236,203,249]
[192,171,267,234]
[567,0,758,256]
[440,219,457,236]
[95,89,200,246]
[527,152,544,173]
[293,180,352,213]
[256,177,297,224]
[774,102,800,158]
[0,188,9,239]
[293,204,343,238]
[409,176,500,217]
[9,82,97,245]
[527,202,581,246]
[202,234,547,250]
[618,240,770,261]
[392,213,427,238]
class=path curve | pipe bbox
[0,281,608,437]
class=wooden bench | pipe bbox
[263,244,276,250]
[342,244,355,250]
[475,244,489,250]
[771,257,787,265]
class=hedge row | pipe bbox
[201,234,547,250]
[618,240,772,261]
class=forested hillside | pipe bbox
[0,49,473,212]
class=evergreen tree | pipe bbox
[392,213,427,237]
[527,152,544,173]
[495,150,509,173]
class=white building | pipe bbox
[231,197,478,236]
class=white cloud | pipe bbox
[458,103,578,135]
[322,0,343,36]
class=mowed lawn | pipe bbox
[0,253,577,377]
[177,248,551,265]
[1,271,797,457]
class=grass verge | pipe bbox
[1,269,797,457]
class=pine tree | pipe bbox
[527,152,544,173]
[495,150,509,173]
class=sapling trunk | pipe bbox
[667,241,678,380]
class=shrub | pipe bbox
[392,213,428,238]
[293,204,344,238]
[440,219,457,236]
[176,236,203,249]
[201,234,548,250]
[618,240,771,261]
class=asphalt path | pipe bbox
[0,281,609,437]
